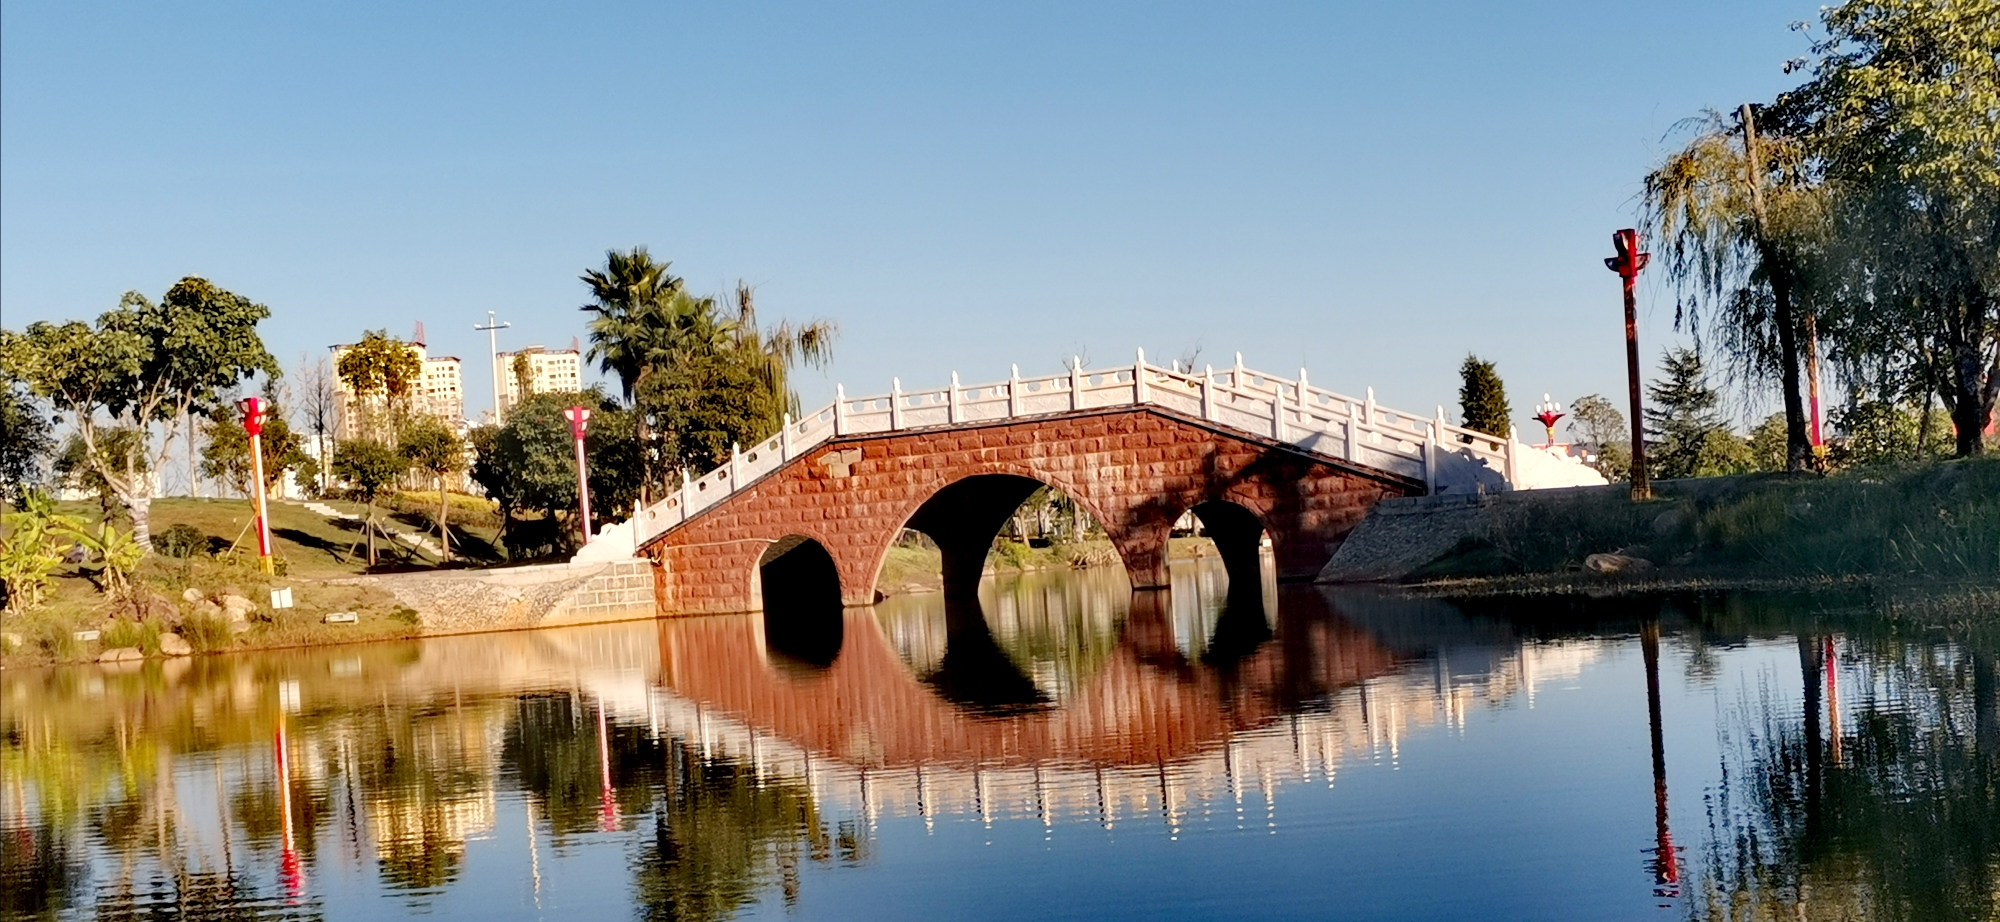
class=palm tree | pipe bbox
[1641,107,1830,472]
[580,247,687,400]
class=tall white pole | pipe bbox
[474,311,512,421]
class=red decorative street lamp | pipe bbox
[1605,228,1652,501]
[563,406,593,544]
[1533,395,1565,448]
[239,397,274,574]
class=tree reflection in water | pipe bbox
[1693,641,2000,921]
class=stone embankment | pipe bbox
[1316,478,1753,584]
[336,559,655,635]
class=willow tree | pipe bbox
[1775,0,2000,456]
[1642,109,1828,471]
[1,278,277,549]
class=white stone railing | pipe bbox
[628,350,1518,548]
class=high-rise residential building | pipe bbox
[331,325,467,439]
[497,345,583,415]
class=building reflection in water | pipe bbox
[2,566,1994,921]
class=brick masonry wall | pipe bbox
[644,406,1422,614]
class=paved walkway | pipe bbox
[296,501,446,558]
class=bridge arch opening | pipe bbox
[757,536,844,670]
[1184,500,1274,597]
[882,475,1123,603]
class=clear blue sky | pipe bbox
[2,1,1810,431]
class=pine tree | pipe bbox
[1645,348,1746,479]
[1458,355,1512,438]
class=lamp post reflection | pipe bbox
[275,708,304,903]
[596,700,620,832]
[1640,621,1678,901]
[1824,636,1843,765]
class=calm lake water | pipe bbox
[4,560,1996,921]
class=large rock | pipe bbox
[194,599,225,620]
[1583,553,1654,575]
[181,587,205,603]
[219,594,256,622]
[158,633,193,656]
[98,647,144,663]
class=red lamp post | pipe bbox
[239,397,274,574]
[1605,229,1652,501]
[563,406,593,544]
[1533,394,1565,448]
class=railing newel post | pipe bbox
[1202,365,1217,421]
[729,442,743,489]
[781,413,793,460]
[949,372,962,423]
[1504,425,1519,488]
[1070,356,1082,410]
[890,377,905,430]
[1009,364,1023,417]
[834,384,849,436]
[1234,352,1245,390]
[1134,348,1150,405]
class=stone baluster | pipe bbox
[949,372,962,423]
[1274,378,1287,441]
[890,377,905,430]
[1070,356,1082,411]
[1344,401,1360,462]
[1134,348,1150,404]
[1202,365,1217,420]
[834,384,849,436]
[1009,364,1023,416]
[1364,387,1378,447]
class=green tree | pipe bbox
[333,440,406,566]
[1830,399,1955,466]
[53,431,144,522]
[200,391,307,498]
[1457,355,1512,438]
[1,278,277,549]
[1567,394,1631,481]
[398,416,466,563]
[335,331,422,440]
[0,376,55,504]
[1747,413,1790,471]
[1776,0,2000,455]
[1646,348,1752,478]
[467,391,641,557]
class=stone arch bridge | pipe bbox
[627,351,1522,615]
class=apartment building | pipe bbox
[331,327,467,438]
[497,345,583,415]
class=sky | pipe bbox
[1,1,1814,432]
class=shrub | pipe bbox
[155,524,209,559]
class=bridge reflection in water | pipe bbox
[656,563,1598,835]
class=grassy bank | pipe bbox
[1405,457,2000,610]
[0,495,508,668]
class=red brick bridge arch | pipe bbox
[642,405,1421,615]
